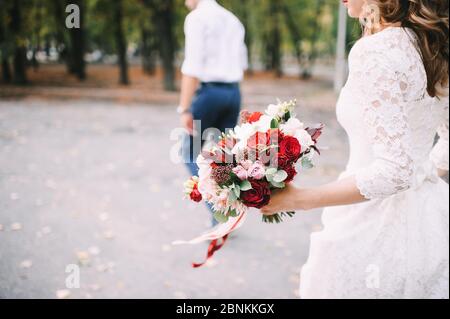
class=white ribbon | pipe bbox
[173,212,248,245]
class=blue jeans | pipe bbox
[182,83,241,226]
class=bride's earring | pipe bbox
[359,1,382,35]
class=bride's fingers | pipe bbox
[261,207,275,215]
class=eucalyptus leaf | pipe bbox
[273,170,288,183]
[228,209,238,217]
[271,181,285,189]
[233,186,240,198]
[240,180,252,191]
[301,157,314,169]
[265,168,277,176]
[228,190,238,204]
[214,212,229,224]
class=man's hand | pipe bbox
[178,75,199,136]
[181,112,194,135]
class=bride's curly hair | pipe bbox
[365,0,449,97]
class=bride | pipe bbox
[261,0,449,299]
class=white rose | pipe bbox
[254,115,273,132]
[294,129,314,149]
[280,118,305,136]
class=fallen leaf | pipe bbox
[19,260,33,269]
[45,179,57,189]
[161,245,172,253]
[205,259,218,268]
[234,277,245,285]
[150,184,160,193]
[173,291,188,299]
[42,226,52,235]
[88,246,101,256]
[96,264,108,273]
[89,284,101,292]
[98,213,109,222]
[103,231,115,240]
[274,240,286,248]
[56,289,71,299]
[76,251,90,266]
[11,223,22,231]
[163,200,172,209]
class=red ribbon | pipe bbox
[192,235,229,268]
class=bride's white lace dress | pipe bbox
[300,27,449,299]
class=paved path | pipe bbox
[0,82,348,298]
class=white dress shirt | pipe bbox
[181,0,248,83]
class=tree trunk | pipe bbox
[281,2,303,79]
[10,0,28,84]
[113,0,129,85]
[1,59,12,83]
[145,0,176,91]
[238,0,253,75]
[302,0,325,79]
[141,28,157,75]
[265,1,282,77]
[51,0,69,65]
[0,0,12,83]
[68,0,86,80]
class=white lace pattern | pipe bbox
[300,28,449,299]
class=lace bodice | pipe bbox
[337,27,449,200]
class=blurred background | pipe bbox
[0,0,362,299]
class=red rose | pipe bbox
[275,153,290,169]
[240,179,271,209]
[190,185,203,202]
[279,136,302,163]
[284,165,297,183]
[248,112,263,123]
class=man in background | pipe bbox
[178,0,248,226]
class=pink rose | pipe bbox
[240,160,253,170]
[232,165,248,180]
[248,161,265,180]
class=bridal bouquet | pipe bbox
[177,100,323,267]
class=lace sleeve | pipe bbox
[354,51,414,200]
[429,91,449,171]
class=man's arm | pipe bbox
[179,13,203,135]
[179,75,199,135]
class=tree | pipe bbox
[263,0,283,77]
[10,0,28,85]
[143,0,177,91]
[67,0,86,80]
[281,0,303,78]
[112,0,129,85]
[50,0,70,67]
[0,0,12,83]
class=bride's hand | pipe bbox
[261,184,309,215]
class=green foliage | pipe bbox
[0,0,357,84]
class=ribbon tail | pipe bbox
[172,212,248,245]
[192,235,228,268]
